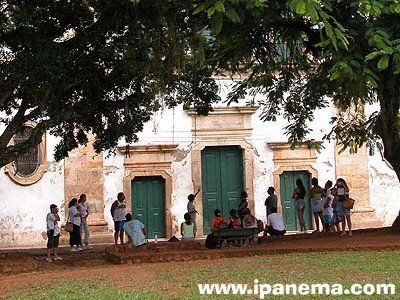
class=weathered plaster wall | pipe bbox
[368,153,400,226]
[2,80,399,247]
[0,133,64,248]
[103,152,125,232]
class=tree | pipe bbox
[0,0,220,168]
[194,0,400,181]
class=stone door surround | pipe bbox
[120,144,177,239]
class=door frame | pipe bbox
[201,146,244,234]
[268,142,319,227]
[123,170,172,238]
[274,166,317,220]
[279,170,313,231]
[191,140,254,237]
[131,176,166,238]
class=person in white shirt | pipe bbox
[266,207,286,236]
[46,204,62,262]
[187,188,200,237]
[110,192,127,245]
[68,198,84,251]
[78,194,92,249]
[123,213,147,247]
[322,180,334,232]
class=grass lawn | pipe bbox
[7,251,400,300]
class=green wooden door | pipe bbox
[201,146,243,234]
[131,176,165,238]
[279,171,312,231]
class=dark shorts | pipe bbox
[47,231,60,248]
[114,220,125,232]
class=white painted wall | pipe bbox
[0,133,64,248]
[1,80,399,248]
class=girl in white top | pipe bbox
[68,198,83,251]
[78,194,91,249]
[322,180,334,232]
[181,213,195,241]
[111,192,127,245]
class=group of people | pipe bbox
[182,190,286,243]
[110,192,147,247]
[45,194,91,262]
[291,177,353,236]
[45,177,355,261]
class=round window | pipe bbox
[13,127,41,176]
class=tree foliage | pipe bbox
[194,0,400,180]
[0,0,220,167]
[2,0,400,182]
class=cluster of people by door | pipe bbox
[44,176,356,261]
[290,177,354,236]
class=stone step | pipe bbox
[60,233,114,246]
[352,219,383,230]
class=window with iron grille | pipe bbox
[13,126,41,176]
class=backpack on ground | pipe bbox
[205,233,217,249]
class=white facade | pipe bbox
[1,80,399,248]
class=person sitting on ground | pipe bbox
[242,208,258,228]
[229,209,242,229]
[181,213,195,241]
[266,207,286,236]
[391,209,400,233]
[46,204,63,262]
[123,213,147,247]
[212,209,224,231]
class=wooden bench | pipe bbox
[212,228,260,247]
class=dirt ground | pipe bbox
[0,227,399,296]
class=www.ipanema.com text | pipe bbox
[198,280,396,298]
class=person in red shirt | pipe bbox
[212,209,224,231]
[229,209,242,229]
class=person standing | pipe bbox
[322,180,334,232]
[332,178,352,236]
[265,187,277,218]
[238,191,249,221]
[68,198,83,251]
[187,188,200,237]
[46,204,63,262]
[292,179,306,232]
[78,194,92,249]
[310,177,325,232]
[111,192,127,245]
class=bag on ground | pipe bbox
[205,233,217,249]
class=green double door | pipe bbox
[201,146,243,234]
[280,171,312,231]
[131,176,165,238]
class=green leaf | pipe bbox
[365,51,381,61]
[214,1,225,13]
[225,7,240,23]
[295,0,307,15]
[193,3,208,15]
[207,6,216,17]
[211,14,223,35]
[377,55,389,70]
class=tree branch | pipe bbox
[0,120,51,168]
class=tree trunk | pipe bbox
[375,71,400,182]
